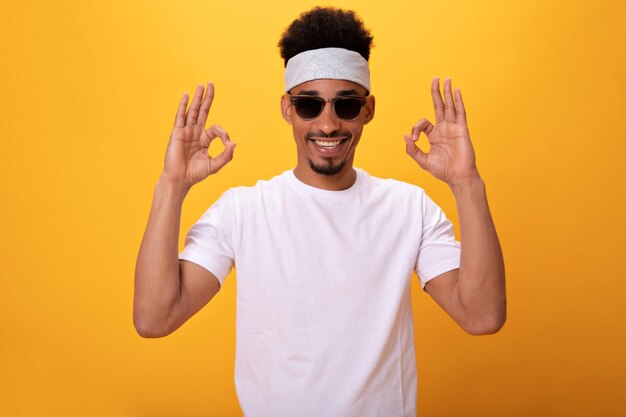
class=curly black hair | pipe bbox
[278,7,374,67]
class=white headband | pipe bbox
[284,47,371,92]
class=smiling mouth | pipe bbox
[312,139,347,148]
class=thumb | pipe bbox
[210,141,237,174]
[209,142,236,175]
[404,134,428,171]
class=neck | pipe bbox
[293,164,357,191]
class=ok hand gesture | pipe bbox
[162,83,236,189]
[404,78,478,187]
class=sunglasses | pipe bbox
[288,94,369,120]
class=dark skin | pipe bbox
[404,78,506,335]
[280,79,375,190]
[134,78,505,337]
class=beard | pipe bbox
[309,158,346,176]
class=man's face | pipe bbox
[281,79,375,178]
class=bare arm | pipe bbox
[134,83,236,338]
[424,177,505,335]
[405,78,506,335]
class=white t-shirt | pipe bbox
[180,168,461,417]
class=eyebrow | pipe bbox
[336,89,361,96]
[295,89,363,96]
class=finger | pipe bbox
[454,87,467,124]
[174,93,189,128]
[210,142,236,175]
[404,134,428,170]
[431,77,445,124]
[197,82,215,127]
[205,124,231,145]
[443,77,456,122]
[411,118,435,139]
[185,84,205,126]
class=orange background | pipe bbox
[1,0,625,416]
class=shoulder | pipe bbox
[196,172,290,230]
[226,170,291,204]
[359,169,427,200]
[357,170,449,221]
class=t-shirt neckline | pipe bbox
[284,168,367,200]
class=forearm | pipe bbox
[134,177,190,336]
[451,174,506,332]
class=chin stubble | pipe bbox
[306,130,351,176]
[309,158,346,176]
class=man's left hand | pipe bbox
[404,77,479,187]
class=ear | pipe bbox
[363,95,375,125]
[280,94,293,125]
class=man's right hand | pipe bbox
[162,82,236,189]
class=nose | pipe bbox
[316,100,341,134]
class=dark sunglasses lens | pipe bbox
[334,98,363,119]
[294,98,323,119]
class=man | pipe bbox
[134,7,505,417]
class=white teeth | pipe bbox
[314,140,341,148]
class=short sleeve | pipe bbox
[179,190,236,286]
[414,192,461,288]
